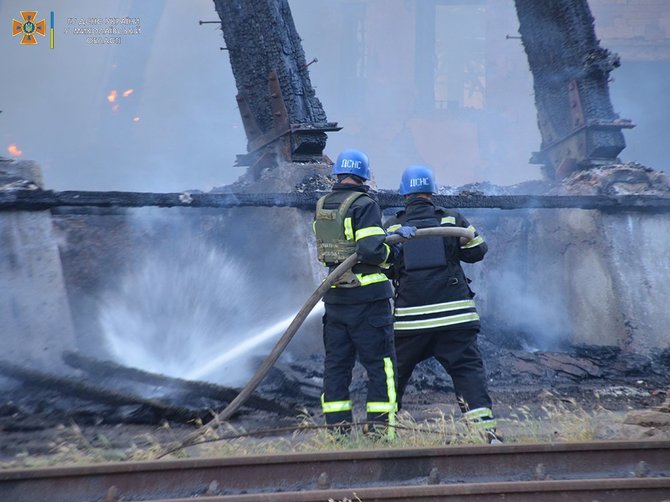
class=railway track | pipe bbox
[1,440,669,501]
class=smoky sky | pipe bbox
[1,0,246,192]
[0,0,667,192]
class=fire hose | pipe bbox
[169,227,477,452]
[210,226,474,424]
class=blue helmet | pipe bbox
[332,149,370,181]
[399,165,437,195]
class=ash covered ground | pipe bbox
[0,335,668,463]
[262,335,670,431]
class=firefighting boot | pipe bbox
[463,407,498,443]
[486,429,504,444]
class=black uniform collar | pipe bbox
[395,195,435,218]
[405,194,435,208]
[332,182,370,193]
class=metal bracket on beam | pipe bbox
[532,80,635,179]
[234,70,341,178]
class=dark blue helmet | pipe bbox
[399,165,437,195]
[332,149,370,181]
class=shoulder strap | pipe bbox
[338,191,367,220]
[316,194,328,213]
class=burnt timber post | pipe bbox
[514,0,635,179]
[212,0,340,177]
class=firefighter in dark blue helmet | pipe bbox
[384,165,501,443]
[313,149,415,439]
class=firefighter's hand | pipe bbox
[392,225,417,239]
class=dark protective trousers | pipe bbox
[322,299,397,425]
[394,328,492,413]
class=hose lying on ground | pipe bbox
[178,226,475,449]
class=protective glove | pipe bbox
[390,243,402,261]
[392,225,417,239]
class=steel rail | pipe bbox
[1,190,670,211]
[151,478,670,501]
[1,441,669,502]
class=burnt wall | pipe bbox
[463,207,670,354]
[52,162,330,384]
[0,161,75,373]
[7,164,668,380]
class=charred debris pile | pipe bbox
[0,353,297,432]
[267,338,670,411]
[0,337,668,432]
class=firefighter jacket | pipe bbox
[384,196,487,334]
[314,184,393,304]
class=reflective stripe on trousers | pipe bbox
[463,406,497,430]
[366,357,397,440]
[321,394,353,414]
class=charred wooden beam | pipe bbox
[0,355,295,427]
[212,0,337,169]
[0,361,201,424]
[514,0,633,179]
[62,351,295,416]
[1,189,670,212]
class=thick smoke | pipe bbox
[290,0,542,188]
[2,1,666,191]
[472,260,570,352]
[609,61,670,172]
[0,0,245,192]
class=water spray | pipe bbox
[186,302,325,381]
[99,223,308,386]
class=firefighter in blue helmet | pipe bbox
[384,165,501,443]
[313,149,415,439]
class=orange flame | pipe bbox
[107,90,118,103]
[132,116,140,123]
[123,89,134,98]
[7,144,23,157]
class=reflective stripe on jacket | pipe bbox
[384,197,487,333]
